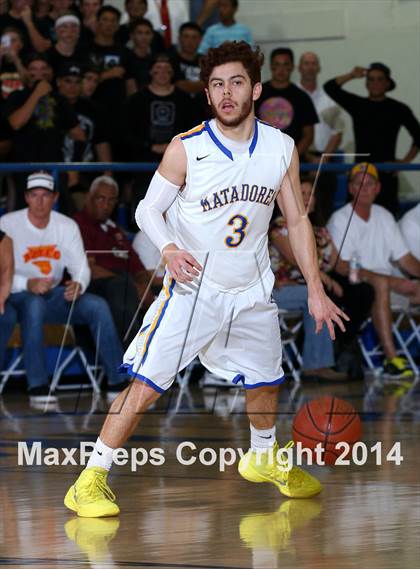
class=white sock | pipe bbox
[86,437,115,471]
[250,424,276,452]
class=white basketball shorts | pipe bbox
[120,272,285,393]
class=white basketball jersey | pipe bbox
[166,118,294,292]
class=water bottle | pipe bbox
[349,254,360,284]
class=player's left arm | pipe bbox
[276,148,349,339]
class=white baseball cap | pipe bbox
[26,171,55,192]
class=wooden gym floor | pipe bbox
[1,376,419,569]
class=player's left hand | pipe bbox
[308,286,349,340]
[64,281,82,302]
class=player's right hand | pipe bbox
[162,244,202,284]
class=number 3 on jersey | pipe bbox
[225,214,249,248]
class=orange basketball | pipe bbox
[292,396,362,465]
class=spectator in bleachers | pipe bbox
[193,0,219,29]
[46,13,87,75]
[124,17,155,95]
[399,204,420,261]
[34,0,51,19]
[171,21,203,95]
[144,0,189,49]
[170,21,207,120]
[79,0,102,46]
[56,61,112,203]
[0,27,28,99]
[327,163,420,379]
[0,0,51,53]
[40,0,75,44]
[3,53,85,207]
[298,51,345,219]
[123,53,193,199]
[57,62,111,163]
[256,48,318,157]
[198,0,252,55]
[0,228,16,375]
[88,4,127,151]
[74,175,154,341]
[270,176,374,380]
[324,63,420,214]
[0,171,130,403]
[81,61,100,98]
[117,0,164,53]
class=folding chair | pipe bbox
[392,305,420,376]
[0,324,104,394]
[358,306,420,377]
[278,309,303,384]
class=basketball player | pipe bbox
[64,41,348,517]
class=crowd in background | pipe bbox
[0,0,419,401]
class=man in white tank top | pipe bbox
[65,41,348,518]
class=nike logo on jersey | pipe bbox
[196,154,211,161]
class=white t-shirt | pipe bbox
[145,0,189,44]
[327,203,409,275]
[0,208,90,293]
[399,203,420,261]
[132,230,165,277]
[298,83,345,153]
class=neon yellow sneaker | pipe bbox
[238,441,322,499]
[64,467,120,518]
[239,499,322,551]
[383,357,414,380]
[65,517,120,561]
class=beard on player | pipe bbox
[210,93,254,127]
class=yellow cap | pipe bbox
[350,162,379,180]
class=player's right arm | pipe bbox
[135,136,202,284]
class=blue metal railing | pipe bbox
[0,162,418,216]
[0,161,420,173]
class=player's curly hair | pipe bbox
[200,41,264,87]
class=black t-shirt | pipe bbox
[46,46,89,77]
[0,60,24,142]
[324,79,420,162]
[34,15,56,43]
[171,52,201,83]
[123,87,194,161]
[79,25,94,48]
[63,97,109,162]
[88,43,128,108]
[124,48,154,90]
[255,82,318,145]
[2,87,79,161]
[169,50,206,122]
[0,229,5,241]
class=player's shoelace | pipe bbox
[269,440,296,485]
[78,471,116,503]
